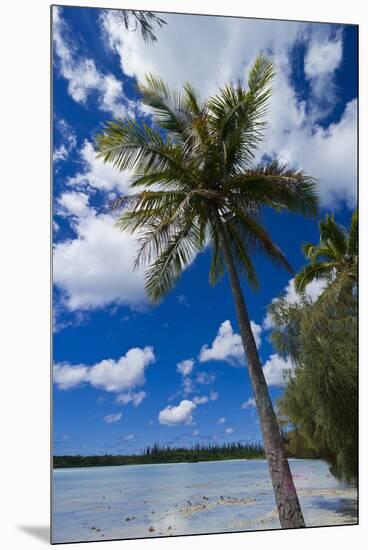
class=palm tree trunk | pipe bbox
[214,209,306,529]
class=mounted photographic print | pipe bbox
[51,4,358,544]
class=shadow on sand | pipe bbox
[311,497,358,521]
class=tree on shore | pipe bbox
[95,55,319,528]
[269,210,358,483]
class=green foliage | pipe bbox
[268,211,358,483]
[283,429,320,459]
[95,55,318,303]
[295,210,358,295]
[54,442,265,468]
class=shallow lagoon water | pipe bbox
[52,459,357,543]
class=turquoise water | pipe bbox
[52,459,357,543]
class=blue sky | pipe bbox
[52,6,357,456]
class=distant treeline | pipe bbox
[54,442,265,468]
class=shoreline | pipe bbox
[53,456,320,472]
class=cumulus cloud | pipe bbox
[177,359,194,377]
[304,30,343,118]
[67,140,132,194]
[101,10,301,99]
[158,399,196,426]
[241,397,256,409]
[57,191,91,218]
[305,32,343,77]
[199,320,261,364]
[218,417,226,424]
[104,412,122,423]
[53,363,88,390]
[53,209,146,311]
[101,11,356,209]
[54,346,155,392]
[53,7,132,117]
[225,427,234,434]
[116,390,146,406]
[262,354,294,387]
[267,98,357,208]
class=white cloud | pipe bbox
[182,376,195,396]
[267,98,357,208]
[57,191,91,218]
[67,140,132,194]
[199,320,261,364]
[193,389,218,405]
[305,33,343,77]
[158,399,196,426]
[101,11,356,209]
[225,427,234,434]
[262,354,294,387]
[218,417,226,424]
[101,10,301,99]
[177,359,194,377]
[53,7,131,117]
[303,31,343,120]
[195,371,216,385]
[53,117,77,163]
[54,346,155,392]
[199,320,243,363]
[53,363,88,390]
[104,412,122,423]
[193,395,209,405]
[53,145,69,163]
[241,397,256,409]
[53,209,146,311]
[116,390,146,406]
[193,430,199,436]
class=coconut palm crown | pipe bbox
[295,209,357,294]
[95,56,318,303]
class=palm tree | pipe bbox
[294,210,357,295]
[95,55,319,528]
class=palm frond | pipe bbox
[224,160,318,216]
[222,208,293,273]
[294,262,336,293]
[319,214,347,258]
[208,230,225,286]
[144,220,203,302]
[138,74,189,136]
[95,118,200,188]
